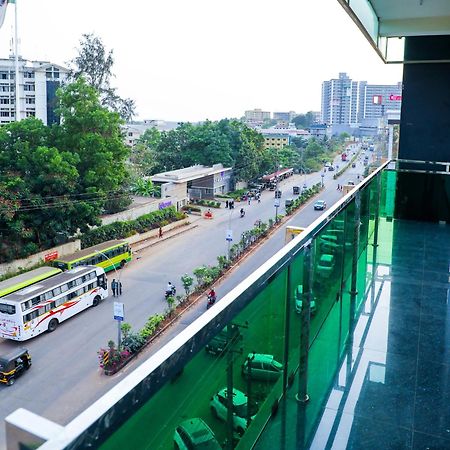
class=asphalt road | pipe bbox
[0,146,372,448]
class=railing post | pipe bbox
[349,191,361,334]
[282,265,292,398]
[297,240,313,404]
[226,326,234,450]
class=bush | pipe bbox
[81,206,180,248]
[139,314,165,340]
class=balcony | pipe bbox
[12,161,449,449]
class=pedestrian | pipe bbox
[111,279,117,297]
[248,197,251,205]
[337,184,340,190]
[158,227,163,238]
[118,280,123,296]
[257,194,261,204]
[225,200,229,208]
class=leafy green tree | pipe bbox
[69,33,135,121]
[53,77,132,214]
[292,112,315,129]
[0,119,90,260]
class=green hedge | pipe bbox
[81,206,185,248]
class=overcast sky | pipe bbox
[0,0,403,122]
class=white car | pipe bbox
[210,388,256,436]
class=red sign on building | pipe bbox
[44,251,58,262]
[389,94,402,101]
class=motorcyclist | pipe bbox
[208,288,216,302]
[166,282,176,296]
[207,288,217,308]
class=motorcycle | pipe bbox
[206,293,217,309]
[165,286,176,299]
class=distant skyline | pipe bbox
[0,0,403,122]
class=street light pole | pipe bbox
[95,250,122,348]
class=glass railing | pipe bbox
[31,161,393,450]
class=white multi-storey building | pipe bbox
[0,57,68,125]
[321,73,402,135]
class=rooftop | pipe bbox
[151,164,232,184]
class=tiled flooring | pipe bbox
[311,220,450,449]
[257,220,450,450]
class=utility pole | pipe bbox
[14,0,19,122]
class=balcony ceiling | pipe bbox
[371,0,450,36]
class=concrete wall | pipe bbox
[0,240,81,277]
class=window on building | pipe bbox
[54,70,59,79]
[0,111,9,117]
[25,97,35,104]
[26,111,35,117]
[0,98,9,104]
[0,72,7,79]
[24,84,35,92]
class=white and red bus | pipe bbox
[0,266,108,341]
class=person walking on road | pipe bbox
[225,200,229,209]
[111,279,118,297]
[337,184,340,190]
[118,280,123,296]
[248,197,251,205]
[158,227,163,238]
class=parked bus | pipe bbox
[0,266,108,341]
[52,240,132,273]
[0,267,62,299]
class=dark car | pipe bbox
[205,324,242,356]
[275,190,282,198]
[351,163,356,168]
[313,200,327,210]
[293,186,300,195]
[0,348,31,386]
[328,166,335,171]
[241,353,283,382]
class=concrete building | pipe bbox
[321,72,360,126]
[262,133,290,149]
[122,120,181,146]
[321,73,402,136]
[273,111,296,122]
[0,57,68,125]
[151,164,233,203]
[244,108,271,124]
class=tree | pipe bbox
[0,118,89,260]
[69,33,136,121]
[53,77,132,214]
[292,112,315,129]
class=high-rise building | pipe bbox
[321,73,402,130]
[321,72,360,126]
[0,57,68,125]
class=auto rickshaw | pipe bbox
[0,348,32,386]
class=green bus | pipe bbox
[52,240,132,273]
[0,267,62,298]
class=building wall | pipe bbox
[321,73,402,128]
[0,59,67,125]
[263,136,289,149]
[396,35,450,222]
